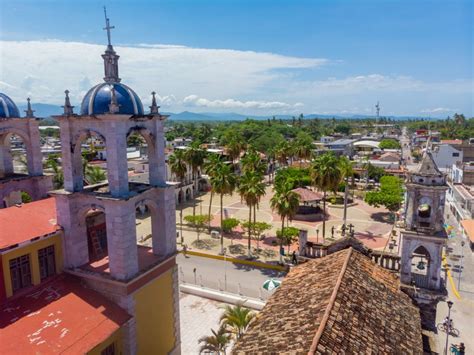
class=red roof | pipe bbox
[0,198,60,250]
[0,275,131,354]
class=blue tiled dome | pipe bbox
[80,83,144,115]
[0,93,20,118]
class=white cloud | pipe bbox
[0,40,326,110]
[421,107,460,114]
[0,40,471,115]
[182,94,302,110]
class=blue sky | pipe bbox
[0,0,472,116]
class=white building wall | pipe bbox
[432,144,463,171]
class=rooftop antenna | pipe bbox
[103,6,115,47]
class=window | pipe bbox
[101,343,116,355]
[10,254,32,292]
[38,245,56,280]
[453,152,460,157]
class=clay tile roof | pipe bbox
[0,275,131,354]
[0,198,60,250]
[291,187,323,202]
[233,248,423,354]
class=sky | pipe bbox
[0,0,472,117]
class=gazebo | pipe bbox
[292,187,324,221]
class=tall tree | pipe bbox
[204,153,222,232]
[210,161,237,254]
[184,141,206,217]
[169,149,187,244]
[338,156,354,234]
[311,153,343,239]
[238,171,266,258]
[270,182,300,262]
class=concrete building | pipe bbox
[431,142,463,172]
[324,138,356,157]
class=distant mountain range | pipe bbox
[18,103,438,122]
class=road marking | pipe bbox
[442,252,461,300]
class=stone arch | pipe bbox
[185,187,192,201]
[178,188,184,204]
[409,243,433,287]
[77,203,108,263]
[0,127,32,176]
[126,126,155,150]
[72,129,108,188]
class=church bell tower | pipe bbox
[50,10,181,354]
[400,151,448,290]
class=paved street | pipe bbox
[434,208,474,353]
[176,253,285,299]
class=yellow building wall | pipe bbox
[134,268,177,355]
[87,329,123,355]
[2,233,63,297]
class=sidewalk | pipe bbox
[433,207,474,353]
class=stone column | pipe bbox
[54,195,89,268]
[153,187,177,257]
[26,119,43,176]
[105,125,129,197]
[60,119,83,192]
[298,229,308,256]
[0,142,13,177]
[152,121,167,185]
[105,202,138,280]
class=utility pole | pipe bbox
[458,241,465,290]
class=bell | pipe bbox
[417,260,426,270]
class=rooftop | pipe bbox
[233,248,423,354]
[0,274,130,354]
[0,198,60,250]
[292,187,323,202]
[460,219,474,243]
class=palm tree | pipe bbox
[204,153,222,232]
[185,141,206,217]
[270,182,300,262]
[220,304,255,340]
[85,165,107,184]
[311,153,343,240]
[294,133,314,167]
[198,326,230,355]
[226,139,243,169]
[210,161,237,254]
[275,141,290,168]
[241,148,266,176]
[169,149,187,244]
[45,154,64,189]
[338,156,354,234]
[238,171,266,258]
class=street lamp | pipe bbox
[444,300,454,355]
